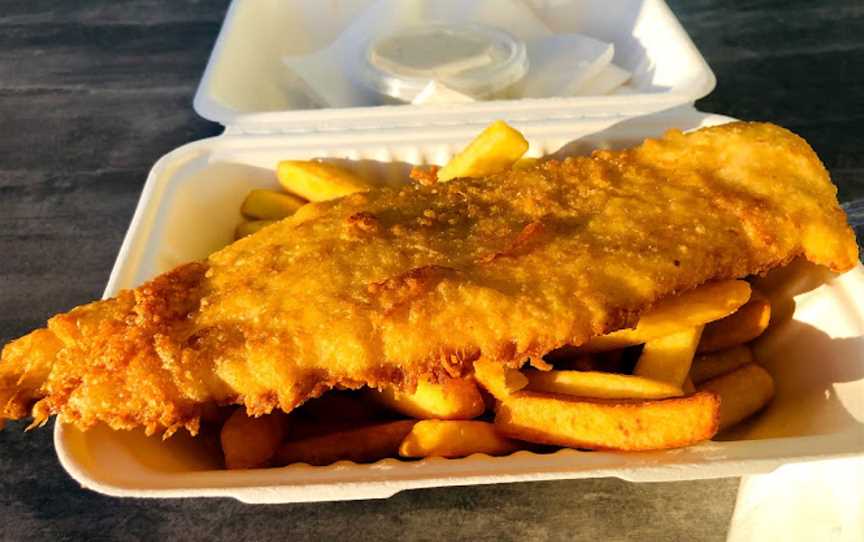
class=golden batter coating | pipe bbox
[0,122,857,436]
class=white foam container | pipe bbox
[193,0,715,131]
[52,0,864,503]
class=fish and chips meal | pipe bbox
[0,120,858,469]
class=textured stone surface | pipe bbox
[0,1,860,539]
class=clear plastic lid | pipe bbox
[355,23,529,103]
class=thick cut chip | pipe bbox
[437,120,529,182]
[220,409,286,469]
[495,391,720,451]
[583,280,751,352]
[634,326,703,387]
[750,258,830,327]
[524,369,683,400]
[690,345,754,384]
[398,420,520,458]
[698,363,774,431]
[698,291,771,353]
[277,160,372,201]
[275,420,415,466]
[368,378,485,420]
[473,359,529,400]
[240,189,307,220]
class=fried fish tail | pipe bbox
[0,328,62,427]
[1,262,352,435]
[1,264,221,436]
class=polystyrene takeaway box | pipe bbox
[53,0,864,503]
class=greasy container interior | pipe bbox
[193,0,715,129]
[55,110,864,503]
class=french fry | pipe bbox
[582,280,752,352]
[274,420,415,466]
[235,220,275,239]
[399,420,521,459]
[220,409,286,469]
[287,202,324,226]
[277,160,372,201]
[368,378,485,420]
[698,291,771,353]
[240,189,306,220]
[750,258,830,327]
[524,369,683,400]
[690,345,754,384]
[437,120,529,182]
[472,359,529,400]
[495,391,720,451]
[698,363,774,431]
[633,326,703,387]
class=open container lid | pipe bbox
[193,0,716,134]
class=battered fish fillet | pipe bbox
[0,122,857,436]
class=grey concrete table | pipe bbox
[0,1,861,540]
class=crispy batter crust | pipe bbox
[0,122,857,435]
